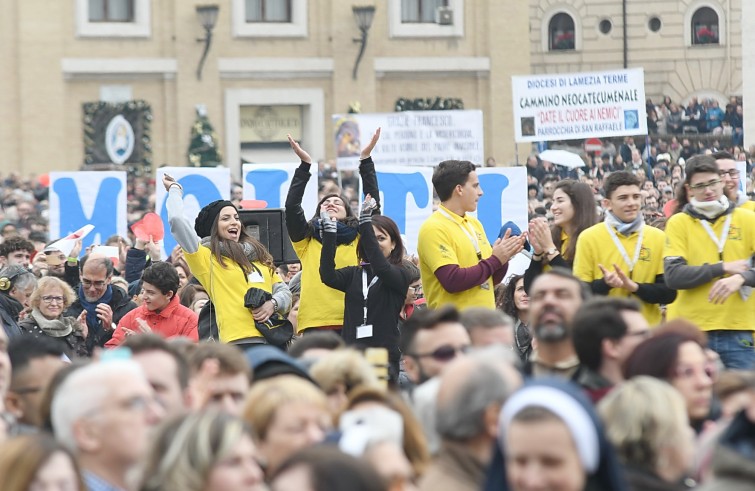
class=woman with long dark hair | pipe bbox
[499,274,531,362]
[523,180,598,291]
[164,174,291,346]
[319,195,412,380]
[286,130,381,334]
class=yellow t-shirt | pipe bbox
[740,200,755,212]
[293,235,358,332]
[185,246,283,342]
[574,223,666,325]
[417,205,495,310]
[664,209,755,330]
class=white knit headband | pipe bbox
[499,385,600,473]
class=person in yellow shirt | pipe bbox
[417,160,524,310]
[714,150,755,212]
[574,172,676,325]
[664,155,755,369]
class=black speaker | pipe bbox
[238,208,299,265]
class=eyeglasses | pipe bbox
[81,278,108,288]
[41,295,65,304]
[408,284,423,298]
[410,344,470,362]
[689,179,722,191]
[719,169,741,178]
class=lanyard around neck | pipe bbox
[438,208,482,260]
[699,214,732,261]
[604,222,644,274]
[361,269,379,325]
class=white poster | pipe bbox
[333,110,484,169]
[242,163,318,219]
[512,68,647,142]
[49,171,127,249]
[155,167,231,258]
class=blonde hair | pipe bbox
[598,376,689,469]
[242,375,328,441]
[140,411,252,491]
[29,276,76,310]
[309,348,380,396]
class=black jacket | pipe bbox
[0,293,23,339]
[65,286,137,354]
[320,221,410,378]
[18,316,89,359]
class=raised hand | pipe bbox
[360,127,382,160]
[162,173,182,192]
[359,194,377,224]
[288,134,312,164]
[320,209,337,233]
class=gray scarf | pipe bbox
[688,196,730,220]
[604,210,644,236]
[30,308,75,338]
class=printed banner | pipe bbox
[49,172,127,250]
[155,167,231,259]
[333,110,484,169]
[242,163,318,219]
[512,68,647,142]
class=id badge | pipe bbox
[357,324,373,339]
[248,271,264,283]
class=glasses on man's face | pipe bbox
[408,284,423,298]
[411,344,470,362]
[689,179,722,191]
[719,169,740,178]
[41,295,65,305]
[81,278,108,288]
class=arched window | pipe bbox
[549,13,575,51]
[691,7,719,45]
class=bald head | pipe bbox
[436,346,521,442]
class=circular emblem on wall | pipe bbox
[105,115,135,164]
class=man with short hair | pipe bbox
[525,268,589,378]
[187,342,252,416]
[121,334,191,418]
[664,155,755,369]
[419,346,521,491]
[65,254,137,354]
[399,306,471,385]
[571,297,649,403]
[714,150,755,212]
[52,360,163,491]
[106,262,198,347]
[5,336,66,428]
[417,160,523,310]
[574,171,676,325]
[0,236,34,269]
[459,307,514,349]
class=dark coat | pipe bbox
[0,293,23,339]
[18,315,89,359]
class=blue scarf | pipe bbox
[78,284,113,332]
[312,219,358,245]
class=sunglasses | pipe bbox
[410,344,470,362]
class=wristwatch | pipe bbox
[271,298,279,313]
[546,247,559,256]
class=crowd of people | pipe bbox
[0,123,754,491]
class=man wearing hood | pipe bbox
[664,155,755,369]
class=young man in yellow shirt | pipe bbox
[664,155,755,369]
[417,160,524,310]
[714,150,755,212]
[574,171,676,325]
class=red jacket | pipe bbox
[106,295,198,348]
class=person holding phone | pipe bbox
[163,174,291,347]
[319,195,411,381]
